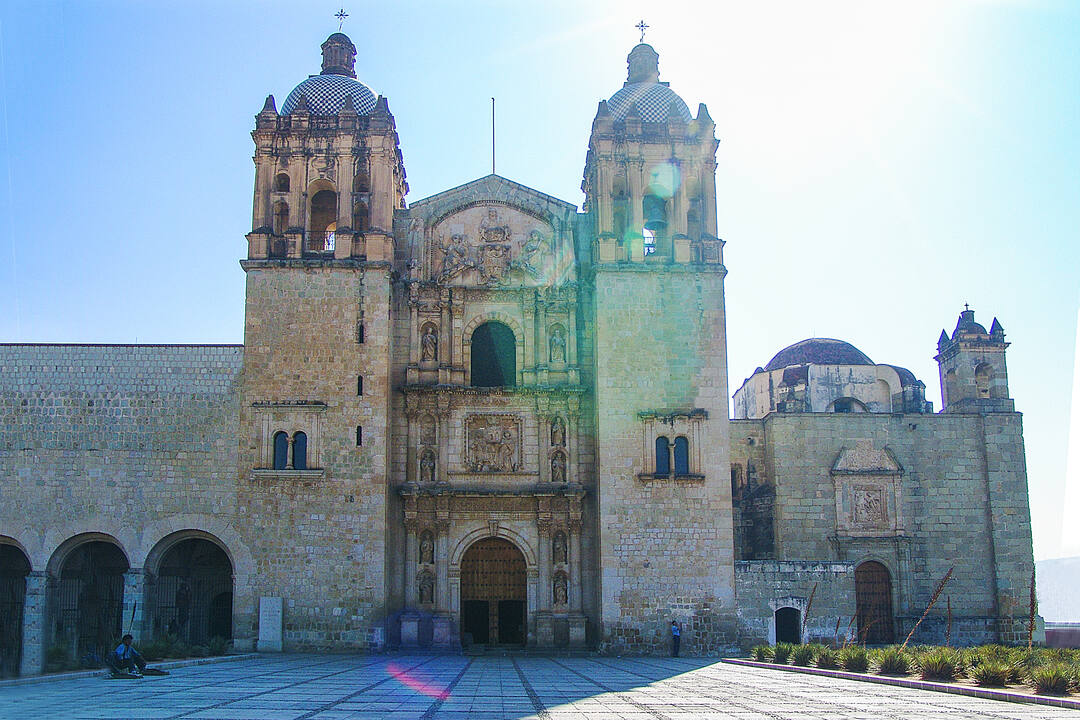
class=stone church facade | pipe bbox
[0,34,1037,676]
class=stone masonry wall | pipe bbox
[237,264,391,650]
[594,266,735,655]
[762,411,1035,641]
[735,561,855,647]
[0,343,244,666]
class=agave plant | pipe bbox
[838,646,869,673]
[791,644,816,666]
[772,642,794,664]
[873,646,910,676]
[1030,663,1071,695]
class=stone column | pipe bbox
[704,160,718,237]
[435,520,450,611]
[537,521,552,612]
[566,413,578,485]
[122,569,147,640]
[404,521,418,607]
[20,571,48,677]
[405,409,418,483]
[568,520,583,612]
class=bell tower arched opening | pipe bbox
[459,537,526,646]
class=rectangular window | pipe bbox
[357,375,363,396]
[356,426,363,446]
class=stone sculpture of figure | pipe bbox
[550,418,565,447]
[420,450,436,483]
[553,573,568,606]
[549,326,566,364]
[421,324,438,361]
[438,233,472,282]
[514,229,550,279]
[551,451,566,484]
[419,531,434,565]
[418,571,434,604]
[553,531,568,565]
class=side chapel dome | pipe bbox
[607,43,692,123]
[763,338,874,372]
[281,33,378,116]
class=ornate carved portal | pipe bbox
[465,415,521,472]
[460,537,527,646]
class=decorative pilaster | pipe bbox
[404,519,419,607]
[568,518,583,612]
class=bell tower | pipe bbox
[935,306,1013,413]
[236,33,406,651]
[585,43,736,653]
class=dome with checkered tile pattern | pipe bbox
[608,44,692,123]
[280,33,378,116]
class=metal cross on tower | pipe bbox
[635,19,649,43]
[335,8,349,30]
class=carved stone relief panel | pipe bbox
[465,414,522,472]
[831,441,904,537]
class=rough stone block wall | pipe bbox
[0,343,244,657]
[735,561,855,647]
[762,411,1034,640]
[238,265,391,650]
[594,267,735,654]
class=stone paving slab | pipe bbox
[1,654,1078,719]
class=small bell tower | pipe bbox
[935,306,1014,412]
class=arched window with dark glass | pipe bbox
[272,431,289,470]
[673,436,689,475]
[470,321,517,387]
[655,436,670,477]
[274,173,290,192]
[292,432,308,470]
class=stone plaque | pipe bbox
[465,414,521,472]
[258,596,283,652]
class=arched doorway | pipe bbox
[855,561,895,644]
[0,544,30,677]
[460,537,526,646]
[151,537,233,645]
[774,607,801,644]
[55,541,128,657]
[470,322,517,387]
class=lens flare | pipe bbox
[646,162,680,198]
[387,661,452,700]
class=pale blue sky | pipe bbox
[1,1,1077,559]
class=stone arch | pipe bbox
[450,527,536,568]
[47,534,130,657]
[827,397,868,413]
[427,200,555,238]
[273,172,290,192]
[974,362,993,399]
[134,516,254,577]
[463,314,524,387]
[45,533,130,578]
[145,530,234,644]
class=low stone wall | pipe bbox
[735,560,855,647]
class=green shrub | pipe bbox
[1030,663,1071,695]
[791,644,816,666]
[207,636,230,656]
[190,644,209,658]
[815,647,839,669]
[838,646,869,673]
[772,642,794,664]
[751,644,773,662]
[873,646,910,676]
[971,659,1010,687]
[917,647,960,681]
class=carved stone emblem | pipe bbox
[478,244,511,284]
[466,415,521,472]
[853,486,887,525]
[478,208,511,244]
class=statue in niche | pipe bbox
[550,418,565,447]
[420,449,436,483]
[418,570,434,605]
[420,416,436,446]
[553,573,568,606]
[551,451,566,484]
[419,530,434,564]
[552,531,568,564]
[437,233,473,283]
[549,326,566,364]
[421,324,438,362]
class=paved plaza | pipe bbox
[0,654,1075,720]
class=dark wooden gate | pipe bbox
[460,538,526,645]
[855,561,895,644]
[152,539,233,644]
[0,545,30,677]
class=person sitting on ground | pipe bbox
[112,634,147,676]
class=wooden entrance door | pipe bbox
[855,561,895,644]
[460,538,526,646]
